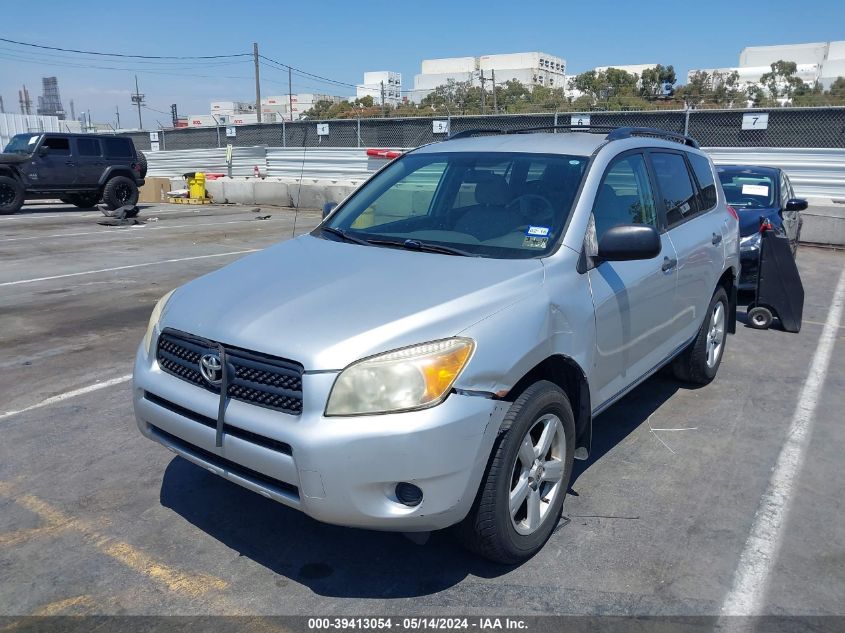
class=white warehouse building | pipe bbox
[356,71,402,106]
[411,52,566,101]
[688,40,845,90]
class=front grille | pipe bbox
[156,329,304,415]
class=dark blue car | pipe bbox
[717,165,806,291]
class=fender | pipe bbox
[98,166,138,187]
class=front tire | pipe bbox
[673,287,729,385]
[102,176,139,210]
[457,381,575,564]
[0,175,25,215]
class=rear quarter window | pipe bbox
[688,153,718,211]
[102,138,133,159]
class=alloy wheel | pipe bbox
[509,413,567,535]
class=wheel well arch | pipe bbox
[98,168,136,187]
[502,355,592,456]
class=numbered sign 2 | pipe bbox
[741,113,769,130]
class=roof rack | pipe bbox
[606,127,700,148]
[447,128,507,140]
[445,124,700,148]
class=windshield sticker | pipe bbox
[526,226,551,237]
[27,136,38,145]
[523,236,549,249]
[742,184,769,196]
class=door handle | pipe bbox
[712,232,723,245]
[661,256,677,272]
[65,161,76,166]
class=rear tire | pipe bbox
[102,176,139,210]
[673,287,729,385]
[0,175,25,215]
[456,381,575,564]
[136,151,148,178]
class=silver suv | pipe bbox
[133,127,739,563]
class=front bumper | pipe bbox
[133,344,508,531]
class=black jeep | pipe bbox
[0,132,146,214]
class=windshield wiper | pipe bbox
[368,238,475,257]
[319,226,372,246]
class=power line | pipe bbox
[259,55,358,89]
[0,36,250,60]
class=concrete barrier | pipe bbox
[176,174,845,248]
[800,203,845,247]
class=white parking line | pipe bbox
[721,266,845,616]
[0,249,258,288]
[0,375,132,421]
[0,219,267,243]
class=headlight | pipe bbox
[740,232,761,249]
[142,289,175,355]
[325,338,475,416]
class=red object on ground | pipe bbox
[254,165,260,177]
[366,148,403,160]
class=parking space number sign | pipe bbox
[742,113,769,130]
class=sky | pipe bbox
[1,0,843,128]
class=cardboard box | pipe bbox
[139,177,172,203]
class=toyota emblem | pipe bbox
[199,353,223,385]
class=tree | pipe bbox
[640,64,677,99]
[568,68,641,109]
[759,60,806,102]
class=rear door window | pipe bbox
[102,138,133,159]
[76,137,102,157]
[651,152,699,228]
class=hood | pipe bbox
[0,153,31,165]
[161,234,545,370]
[736,207,782,237]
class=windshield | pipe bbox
[718,170,776,209]
[3,134,41,155]
[319,151,589,259]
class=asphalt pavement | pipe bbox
[0,202,843,619]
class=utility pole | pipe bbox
[288,65,293,121]
[479,73,486,115]
[253,42,262,124]
[69,99,75,121]
[491,69,497,114]
[380,80,386,117]
[0,96,4,114]
[170,104,178,127]
[131,75,145,130]
[115,105,120,129]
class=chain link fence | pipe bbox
[122,106,845,152]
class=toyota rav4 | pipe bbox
[133,127,739,563]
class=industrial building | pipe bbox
[410,52,566,101]
[356,71,403,106]
[688,40,845,90]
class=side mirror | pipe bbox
[785,198,807,212]
[38,145,50,156]
[597,224,661,262]
[322,201,338,219]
